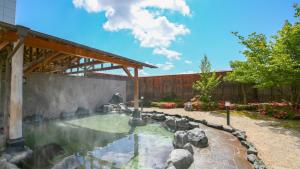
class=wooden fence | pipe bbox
[87,72,295,103]
[133,72,257,103]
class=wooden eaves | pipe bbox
[0,21,156,77]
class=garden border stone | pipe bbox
[142,110,267,169]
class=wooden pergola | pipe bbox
[0,21,156,149]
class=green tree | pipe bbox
[227,4,300,106]
[225,32,271,104]
[225,61,253,104]
[193,55,221,103]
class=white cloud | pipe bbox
[184,60,192,64]
[139,69,149,76]
[153,48,181,60]
[156,62,174,70]
[73,0,190,60]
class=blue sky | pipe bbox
[16,0,300,76]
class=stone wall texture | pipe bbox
[23,73,126,119]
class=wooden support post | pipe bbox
[3,57,11,142]
[0,61,2,116]
[0,60,4,149]
[0,58,4,136]
[7,42,24,149]
[134,68,139,110]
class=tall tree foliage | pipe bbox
[193,55,221,102]
[226,4,300,106]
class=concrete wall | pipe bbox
[0,0,16,24]
[23,73,126,119]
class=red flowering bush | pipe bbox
[256,102,296,119]
[229,104,236,110]
[159,102,177,109]
[272,111,289,119]
[218,101,225,110]
[259,109,268,116]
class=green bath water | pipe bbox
[23,114,173,169]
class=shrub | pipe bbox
[176,102,185,108]
[272,111,289,119]
[150,100,184,108]
[218,101,225,110]
[257,102,297,119]
[150,102,162,107]
[235,104,258,111]
[152,97,185,108]
[158,97,183,103]
[259,109,268,116]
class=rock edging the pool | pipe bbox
[142,110,267,169]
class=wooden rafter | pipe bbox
[122,66,133,79]
[48,56,81,73]
[66,60,103,70]
[65,65,123,75]
[24,52,60,75]
[0,41,9,51]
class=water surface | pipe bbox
[24,114,173,169]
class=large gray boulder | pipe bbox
[151,114,166,121]
[165,116,176,131]
[75,107,90,117]
[175,118,190,130]
[187,128,208,148]
[184,102,193,111]
[109,93,123,104]
[1,147,33,165]
[253,159,267,169]
[102,104,114,113]
[60,111,75,119]
[7,149,33,164]
[51,155,81,169]
[247,154,258,164]
[232,130,247,141]
[173,131,188,148]
[183,143,194,155]
[166,149,193,169]
[188,121,199,129]
[119,103,130,113]
[23,143,65,168]
[0,160,19,169]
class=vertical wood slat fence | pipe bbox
[88,72,295,104]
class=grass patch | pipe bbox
[269,120,300,133]
[217,110,267,120]
[217,110,300,133]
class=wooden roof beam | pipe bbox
[24,37,142,68]
[65,65,123,75]
[0,31,142,68]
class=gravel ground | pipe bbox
[144,108,300,169]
